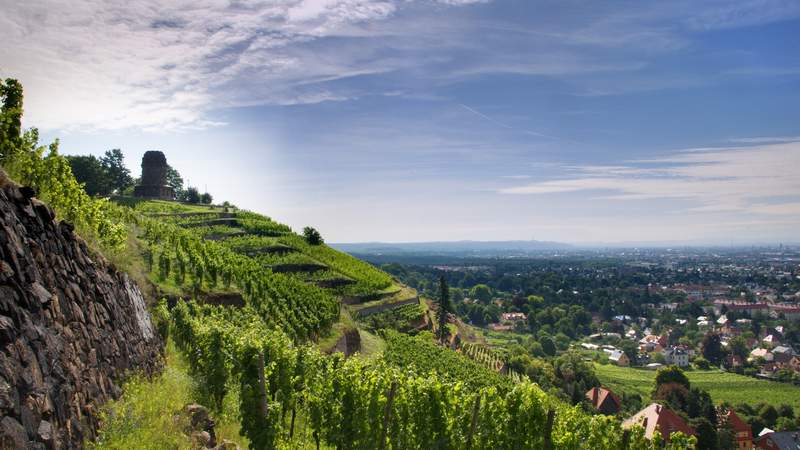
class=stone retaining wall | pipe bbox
[0,172,162,449]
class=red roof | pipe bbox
[718,408,752,436]
[623,403,695,441]
[586,387,621,413]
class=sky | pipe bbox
[1,0,799,245]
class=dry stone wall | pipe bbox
[0,173,162,449]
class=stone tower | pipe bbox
[133,151,175,199]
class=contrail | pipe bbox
[457,103,557,140]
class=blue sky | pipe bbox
[2,0,799,244]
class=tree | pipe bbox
[728,336,749,362]
[0,78,24,162]
[691,418,718,450]
[759,404,779,429]
[694,356,711,370]
[775,417,795,431]
[540,335,557,357]
[166,164,184,197]
[620,339,639,366]
[65,155,113,196]
[470,284,492,303]
[99,149,132,193]
[303,227,323,245]
[184,186,200,203]
[552,352,599,405]
[436,276,452,345]
[655,365,690,390]
[200,192,213,204]
[701,333,726,366]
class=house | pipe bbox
[640,334,668,353]
[586,387,621,415]
[770,305,800,321]
[581,342,599,351]
[750,348,774,362]
[763,334,780,348]
[608,350,630,367]
[714,300,770,317]
[623,403,695,442]
[717,408,753,450]
[788,356,800,373]
[773,346,795,363]
[663,346,689,367]
[500,312,527,322]
[755,430,800,450]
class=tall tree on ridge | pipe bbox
[100,149,133,193]
[436,275,452,345]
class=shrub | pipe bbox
[303,226,323,245]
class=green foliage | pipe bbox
[361,304,424,332]
[65,154,112,196]
[382,331,511,390]
[655,366,690,390]
[101,149,133,193]
[552,352,600,405]
[165,164,184,196]
[436,276,452,344]
[170,304,684,450]
[470,284,492,303]
[596,364,800,411]
[694,357,711,370]
[65,149,132,196]
[141,219,340,340]
[303,226,323,245]
[701,333,726,366]
[0,78,23,162]
[184,186,201,203]
[0,80,127,250]
[200,192,213,204]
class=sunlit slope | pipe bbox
[121,198,422,341]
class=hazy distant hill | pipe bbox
[331,240,572,256]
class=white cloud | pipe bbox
[2,0,798,133]
[499,142,800,218]
[727,136,800,144]
[0,0,434,131]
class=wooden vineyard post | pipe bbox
[542,409,555,450]
[289,407,297,438]
[257,351,268,417]
[378,381,398,450]
[621,429,630,450]
[466,394,481,449]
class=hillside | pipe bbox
[595,363,800,411]
[0,85,690,448]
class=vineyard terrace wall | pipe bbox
[0,172,162,449]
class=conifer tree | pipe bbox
[436,275,452,344]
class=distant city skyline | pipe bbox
[2,0,799,244]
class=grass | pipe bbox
[595,363,800,410]
[356,327,386,359]
[89,340,247,450]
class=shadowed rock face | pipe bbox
[134,150,174,200]
[0,171,162,449]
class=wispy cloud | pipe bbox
[727,136,800,144]
[499,141,800,217]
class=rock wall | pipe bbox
[0,172,162,449]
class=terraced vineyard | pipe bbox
[461,342,526,384]
[123,198,419,345]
